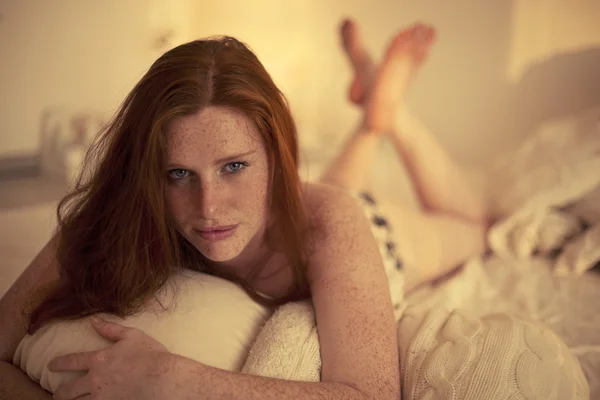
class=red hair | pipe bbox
[27,37,310,333]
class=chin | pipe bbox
[192,239,245,264]
[201,250,241,263]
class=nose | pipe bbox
[196,178,220,218]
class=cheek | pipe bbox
[165,188,193,221]
[230,168,268,215]
[245,190,269,214]
[243,170,270,218]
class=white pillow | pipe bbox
[13,270,273,393]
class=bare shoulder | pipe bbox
[302,181,357,207]
[302,182,364,234]
[301,182,376,281]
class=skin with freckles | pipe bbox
[165,107,271,272]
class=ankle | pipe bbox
[359,118,393,135]
[391,106,424,145]
[393,107,415,132]
[362,106,398,134]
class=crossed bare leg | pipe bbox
[320,21,430,192]
[333,18,486,222]
[321,19,488,291]
[342,20,435,132]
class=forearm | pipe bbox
[0,361,52,400]
[170,355,369,400]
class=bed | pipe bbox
[2,107,600,398]
[404,255,600,397]
[405,105,600,397]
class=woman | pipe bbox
[0,19,487,399]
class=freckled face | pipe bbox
[165,106,271,266]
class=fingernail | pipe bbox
[91,316,103,323]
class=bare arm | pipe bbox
[304,183,400,398]
[0,361,52,400]
[0,235,60,399]
[169,359,374,399]
[164,184,400,399]
[46,184,399,399]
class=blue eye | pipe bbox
[223,162,248,174]
[168,169,190,179]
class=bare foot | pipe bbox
[340,19,376,105]
[364,23,436,133]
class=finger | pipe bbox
[53,374,93,400]
[48,351,95,372]
[90,316,132,342]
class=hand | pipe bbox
[49,316,175,400]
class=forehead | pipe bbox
[166,106,263,160]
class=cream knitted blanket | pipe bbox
[241,297,589,399]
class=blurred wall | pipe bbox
[0,0,190,159]
[188,1,513,166]
[504,0,600,173]
[186,0,514,201]
[0,1,599,197]
[509,0,600,82]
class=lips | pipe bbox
[195,224,239,242]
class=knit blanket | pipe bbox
[241,287,589,399]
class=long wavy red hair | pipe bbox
[27,37,310,333]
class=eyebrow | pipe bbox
[214,150,257,165]
[167,150,257,169]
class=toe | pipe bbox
[411,26,436,63]
[340,18,376,105]
[340,19,360,56]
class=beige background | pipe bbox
[0,0,599,196]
